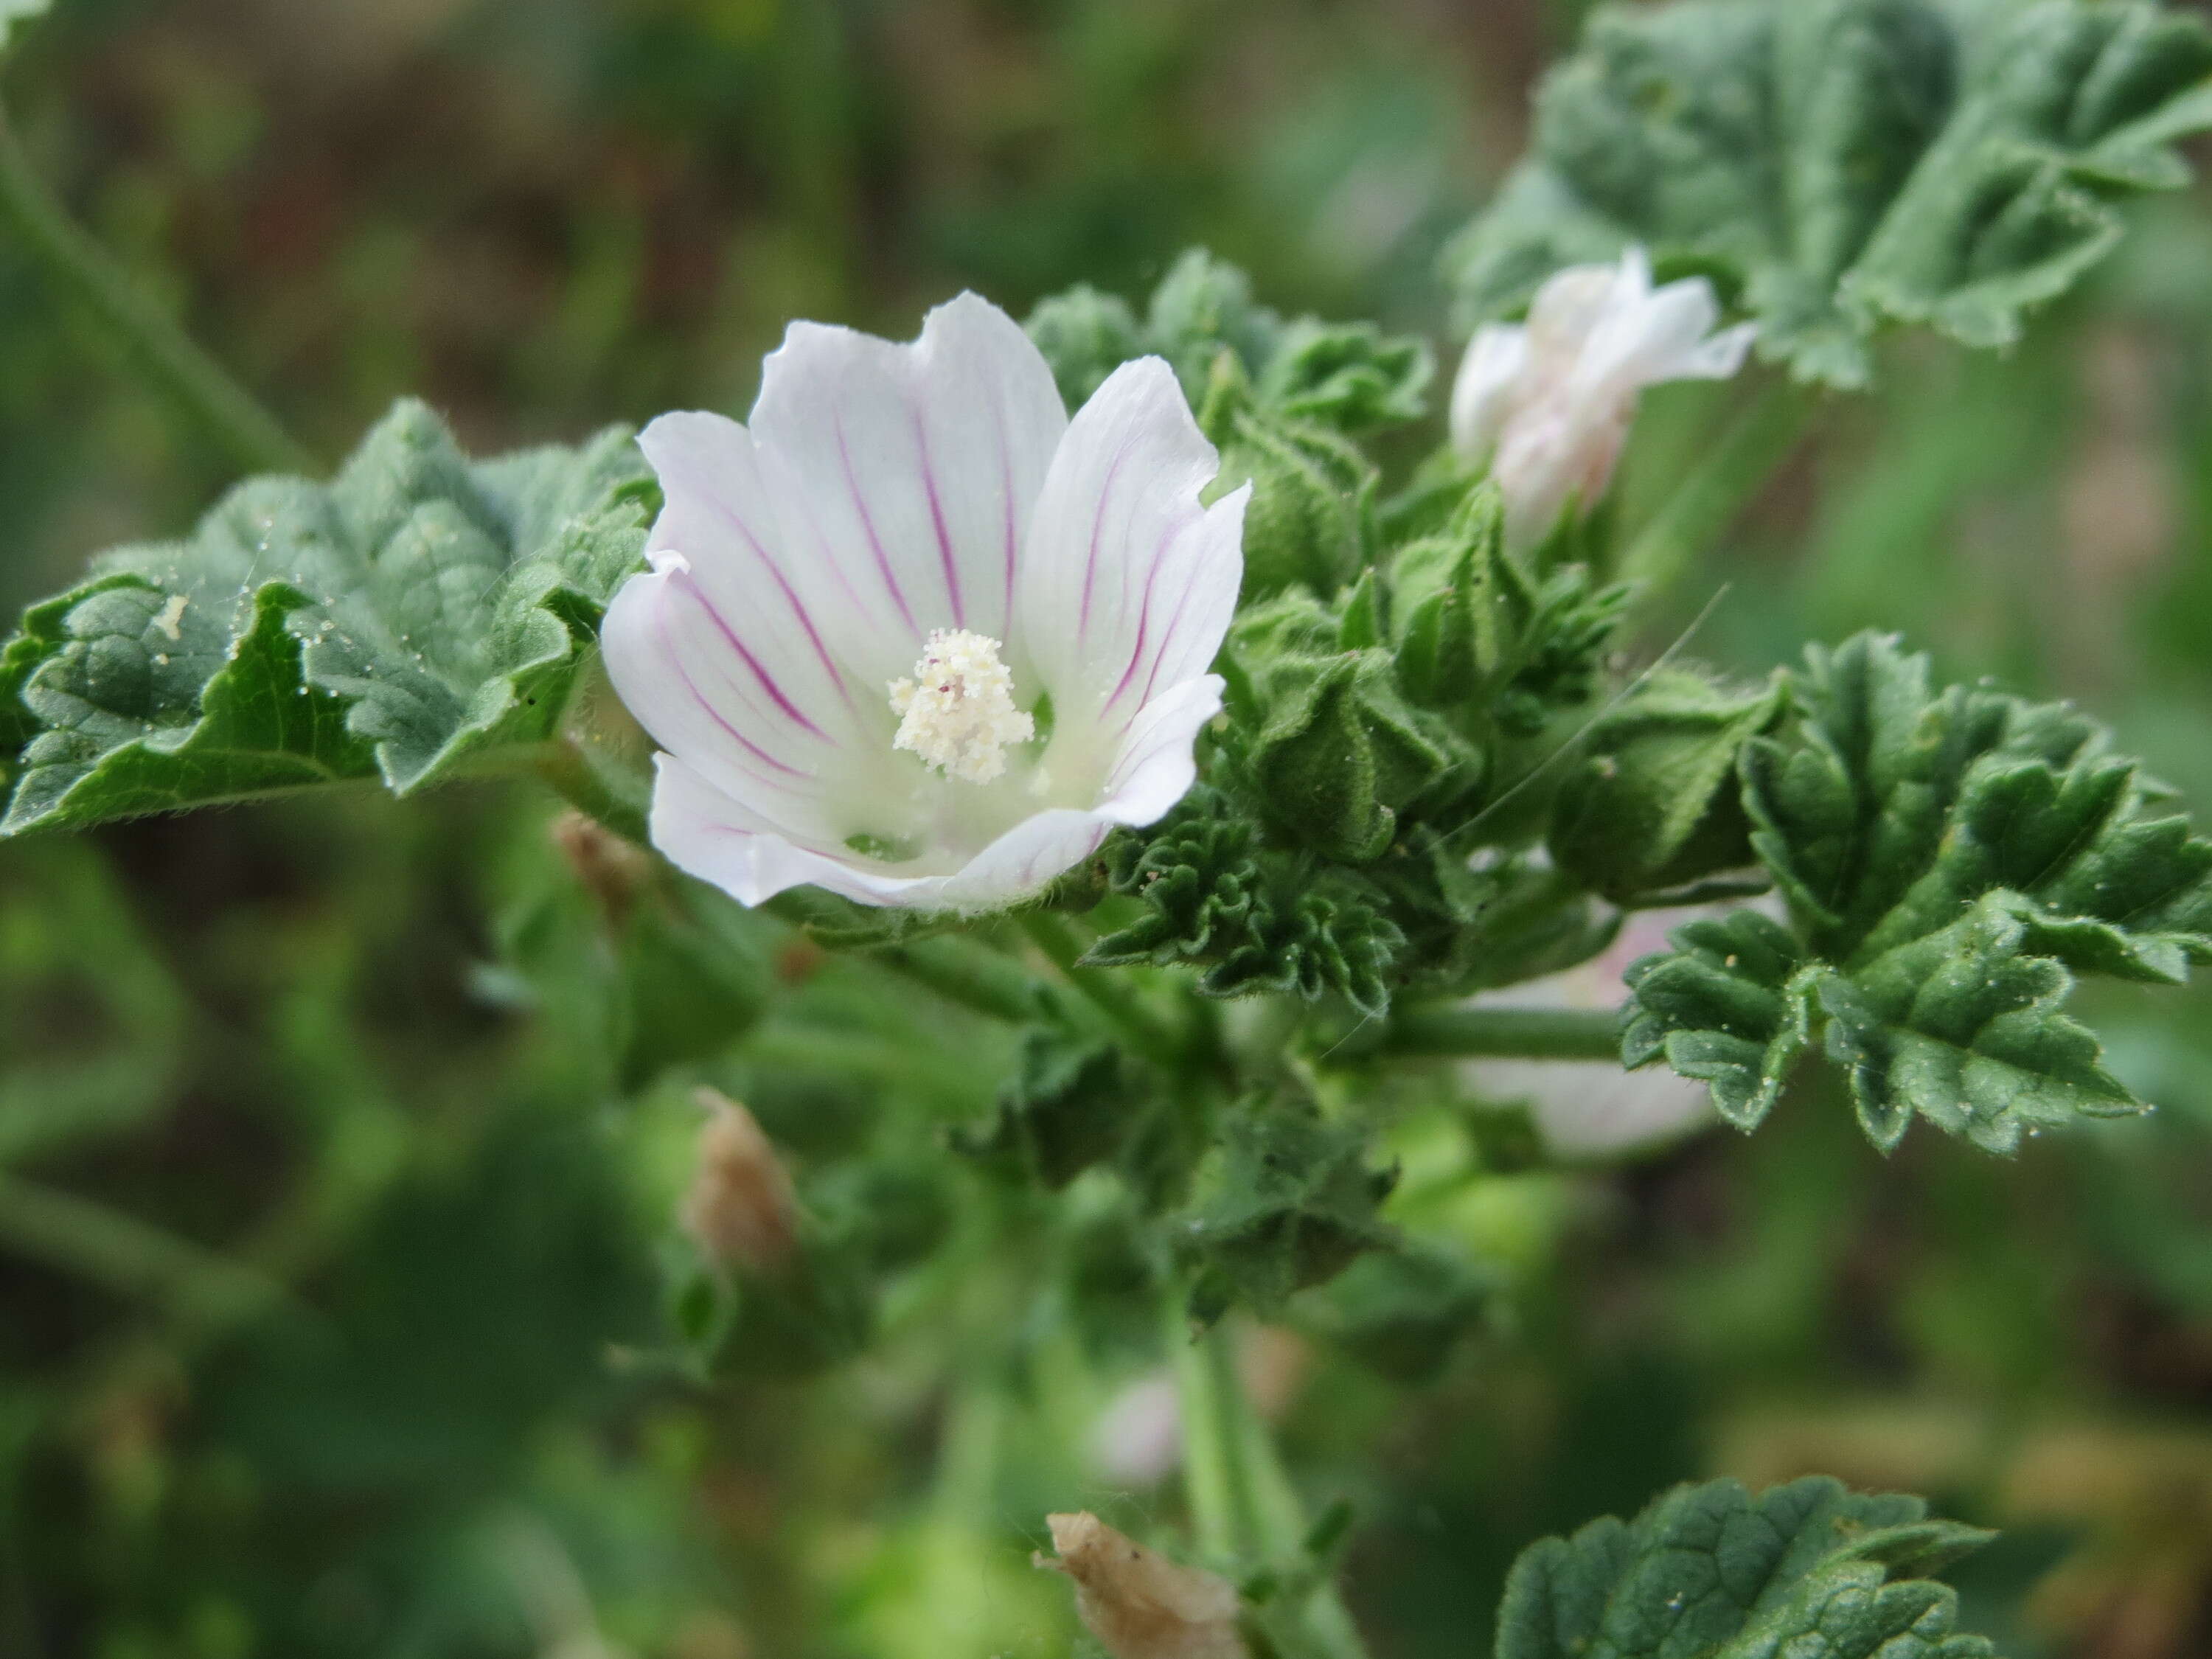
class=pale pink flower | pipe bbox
[1450,248,1756,546]
[604,294,1248,911]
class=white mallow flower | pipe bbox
[1450,247,1756,547]
[602,293,1249,911]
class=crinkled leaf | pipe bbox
[1255,317,1434,434]
[1495,1475,1996,1659]
[1088,789,1409,1017]
[1,399,652,832]
[1749,633,2212,972]
[1622,909,1820,1132]
[1625,633,2212,1150]
[953,1027,1148,1189]
[1177,1099,1399,1325]
[1026,247,1432,433]
[1446,0,2212,387]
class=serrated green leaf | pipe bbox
[1177,1099,1399,1324]
[1446,0,2212,388]
[953,1026,1148,1189]
[1495,1475,1996,1659]
[1625,633,2212,1150]
[1087,788,1409,1016]
[0,399,651,833]
[1256,318,1434,434]
[1622,909,1820,1131]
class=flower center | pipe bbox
[888,629,1035,785]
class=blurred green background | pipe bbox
[7,1,2212,1655]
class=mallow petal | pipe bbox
[630,411,876,751]
[1096,674,1227,826]
[611,294,1237,915]
[1017,357,1242,728]
[602,567,866,841]
[748,292,1068,692]
[1447,323,1530,460]
[651,750,1117,913]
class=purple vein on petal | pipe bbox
[836,410,919,634]
[672,569,831,741]
[992,387,1018,622]
[910,397,964,626]
[1135,529,1214,709]
[682,482,865,722]
[1077,428,1141,649]
[654,602,809,787]
[1101,507,1199,717]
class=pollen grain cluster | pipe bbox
[888,628,1035,785]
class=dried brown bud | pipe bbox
[1034,1512,1248,1659]
[550,810,654,929]
[681,1090,799,1277]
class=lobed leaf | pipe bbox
[1624,633,2212,1150]
[1495,1475,1995,1659]
[0,400,652,833]
[1027,248,1433,433]
[1446,0,2212,387]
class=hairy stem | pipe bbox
[1382,1004,1621,1060]
[1617,374,1817,601]
[0,97,315,475]
[1167,1295,1371,1659]
[532,734,652,844]
[1169,1304,1268,1563]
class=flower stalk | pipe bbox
[1166,1296,1370,1659]
[1381,1005,1623,1061]
[0,97,315,476]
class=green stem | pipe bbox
[0,1169,297,1324]
[1382,1004,1622,1061]
[532,735,651,844]
[0,97,315,475]
[1617,374,1818,602]
[1166,1294,1370,1659]
[1169,1303,1267,1564]
[873,935,1055,1026]
[1020,911,1188,1065]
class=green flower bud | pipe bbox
[1146,247,1282,400]
[1386,486,1508,711]
[1251,650,1447,865]
[1548,669,1786,903]
[1211,410,1376,600]
[1257,316,1433,434]
[1025,285,1145,410]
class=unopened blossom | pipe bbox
[1450,248,1756,546]
[602,293,1248,911]
[1034,1512,1248,1659]
[681,1090,799,1276]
